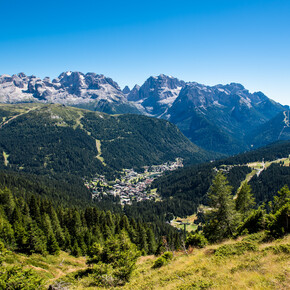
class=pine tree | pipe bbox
[95,231,140,284]
[13,221,28,252]
[0,212,15,248]
[71,240,82,257]
[47,232,60,255]
[137,223,148,254]
[26,221,47,255]
[235,182,255,219]
[146,228,156,254]
[28,196,41,222]
[271,185,290,213]
[203,171,240,242]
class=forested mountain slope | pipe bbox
[0,104,214,180]
[152,141,290,212]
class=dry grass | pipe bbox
[119,235,290,290]
[3,235,289,289]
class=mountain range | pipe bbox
[0,72,289,154]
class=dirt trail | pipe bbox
[0,106,39,129]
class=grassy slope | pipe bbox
[7,235,288,289]
[120,235,290,290]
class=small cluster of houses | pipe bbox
[85,158,183,205]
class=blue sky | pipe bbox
[0,0,289,105]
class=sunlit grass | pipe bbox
[3,235,289,289]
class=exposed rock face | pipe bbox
[0,72,139,114]
[128,74,185,117]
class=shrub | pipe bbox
[152,256,167,269]
[264,244,290,254]
[0,266,43,289]
[152,251,173,269]
[162,251,173,261]
[214,242,258,257]
[88,231,140,286]
[186,232,208,248]
[242,232,266,244]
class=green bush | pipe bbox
[90,263,116,287]
[88,231,140,286]
[242,232,266,244]
[162,251,173,261]
[152,251,173,268]
[264,244,290,254]
[0,266,43,289]
[186,232,208,248]
[152,256,167,269]
[214,242,258,257]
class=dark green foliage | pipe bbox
[214,242,258,257]
[267,203,290,238]
[89,231,140,286]
[0,170,93,207]
[227,166,253,194]
[266,186,290,238]
[263,244,290,254]
[47,233,60,255]
[71,240,82,257]
[0,104,213,180]
[249,164,290,204]
[270,185,290,213]
[235,182,255,218]
[0,186,181,261]
[151,163,251,219]
[146,228,157,254]
[152,251,173,268]
[152,256,167,269]
[0,212,15,248]
[0,266,44,289]
[185,232,208,248]
[237,207,267,235]
[26,221,47,255]
[222,140,290,165]
[152,141,290,219]
[203,172,240,242]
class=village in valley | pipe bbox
[85,158,183,205]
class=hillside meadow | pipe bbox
[3,234,288,289]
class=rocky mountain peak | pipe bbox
[127,75,185,116]
[122,86,131,94]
